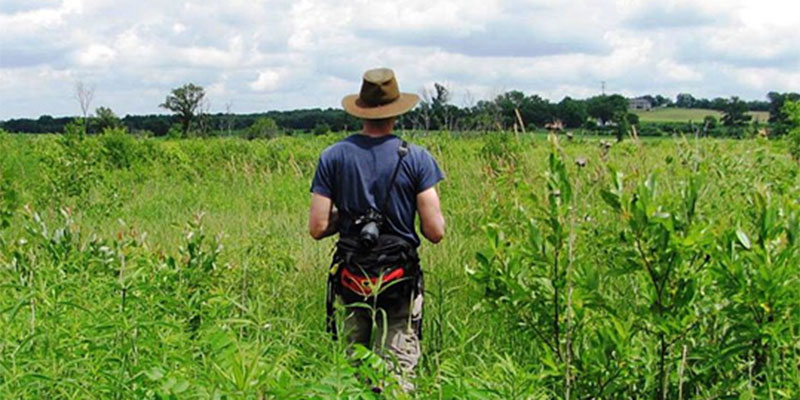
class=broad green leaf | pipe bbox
[600,189,621,211]
[735,229,751,250]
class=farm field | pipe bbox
[1,131,799,399]
[633,107,770,123]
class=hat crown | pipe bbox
[341,67,419,119]
[359,68,400,107]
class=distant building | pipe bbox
[629,97,652,111]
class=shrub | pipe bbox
[479,132,521,174]
[782,100,800,160]
[99,127,139,169]
[313,123,331,136]
[167,123,184,139]
[247,117,281,140]
[0,174,18,231]
[703,115,718,130]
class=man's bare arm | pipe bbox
[417,187,445,243]
[309,193,339,240]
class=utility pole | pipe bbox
[601,81,606,96]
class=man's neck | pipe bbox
[360,130,393,138]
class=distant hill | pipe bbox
[633,108,769,123]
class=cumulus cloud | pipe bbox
[623,1,720,30]
[250,70,283,92]
[1,0,799,119]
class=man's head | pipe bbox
[342,68,419,121]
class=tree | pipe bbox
[782,100,800,160]
[413,87,434,132]
[654,95,672,107]
[721,96,752,127]
[703,115,718,136]
[710,97,728,111]
[626,112,639,126]
[75,81,95,133]
[767,92,800,135]
[432,83,454,131]
[93,106,122,133]
[519,94,555,128]
[247,117,280,140]
[556,97,588,128]
[160,83,206,137]
[612,112,631,142]
[586,94,628,125]
[313,122,330,136]
[675,93,696,108]
[222,102,234,136]
[470,100,501,132]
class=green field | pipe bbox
[634,107,770,123]
[1,131,799,398]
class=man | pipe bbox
[308,68,445,392]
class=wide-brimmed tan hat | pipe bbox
[342,68,419,119]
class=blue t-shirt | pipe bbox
[310,134,444,247]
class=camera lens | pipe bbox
[360,221,380,247]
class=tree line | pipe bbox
[1,83,797,139]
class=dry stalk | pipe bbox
[678,344,688,400]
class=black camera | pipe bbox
[354,209,384,248]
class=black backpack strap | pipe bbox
[379,140,409,213]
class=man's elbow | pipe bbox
[309,223,327,240]
[424,224,445,244]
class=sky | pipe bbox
[1,0,799,119]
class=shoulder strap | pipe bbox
[379,140,409,213]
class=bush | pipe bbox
[0,174,18,230]
[783,100,800,160]
[703,115,718,130]
[99,127,140,169]
[247,117,281,140]
[167,124,184,139]
[479,132,521,173]
[313,123,331,136]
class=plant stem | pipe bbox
[553,247,561,361]
[565,197,578,400]
[659,333,666,400]
[678,344,687,400]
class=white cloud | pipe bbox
[1,0,799,119]
[76,44,116,67]
[249,70,283,92]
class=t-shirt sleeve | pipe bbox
[310,152,335,198]
[415,148,445,193]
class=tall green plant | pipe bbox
[470,137,631,397]
[601,171,710,399]
[782,100,800,160]
[708,190,800,394]
[0,175,18,232]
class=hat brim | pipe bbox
[341,93,420,119]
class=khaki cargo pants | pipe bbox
[341,290,423,392]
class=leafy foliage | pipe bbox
[92,106,123,132]
[247,117,281,140]
[160,83,206,137]
[0,132,799,398]
[783,100,800,160]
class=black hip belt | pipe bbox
[326,234,421,339]
[332,234,419,293]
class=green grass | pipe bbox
[634,107,769,122]
[0,131,799,398]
